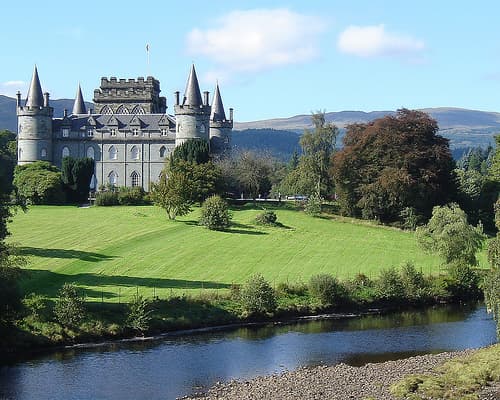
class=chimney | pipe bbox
[203,91,209,106]
[229,108,234,122]
[43,92,49,107]
[63,108,68,117]
[175,91,180,105]
[16,91,21,107]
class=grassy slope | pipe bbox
[7,204,486,303]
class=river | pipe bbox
[0,304,497,400]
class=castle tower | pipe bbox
[17,66,54,165]
[209,82,233,155]
[174,65,211,147]
[72,84,87,115]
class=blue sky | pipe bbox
[1,1,499,121]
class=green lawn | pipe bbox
[7,204,486,303]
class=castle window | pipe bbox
[40,148,47,158]
[131,146,139,160]
[62,146,70,158]
[109,146,117,160]
[102,106,113,115]
[116,105,129,114]
[108,171,117,187]
[159,146,167,158]
[87,128,94,137]
[132,129,139,136]
[131,171,140,187]
[132,106,145,115]
[87,147,95,160]
[62,128,69,137]
[110,129,116,136]
[161,129,168,136]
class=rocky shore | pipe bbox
[186,349,499,400]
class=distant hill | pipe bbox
[1,94,498,158]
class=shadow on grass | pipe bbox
[22,269,231,299]
[180,220,267,235]
[19,247,115,263]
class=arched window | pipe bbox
[130,146,139,160]
[131,106,145,114]
[40,148,47,158]
[159,146,167,158]
[18,148,22,159]
[108,171,117,186]
[116,105,129,114]
[109,146,117,160]
[131,171,140,187]
[102,106,113,115]
[62,146,70,158]
[87,147,95,159]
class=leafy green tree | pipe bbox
[150,169,193,220]
[13,161,65,204]
[332,109,455,222]
[416,203,485,266]
[308,274,346,306]
[304,193,322,216]
[0,130,17,197]
[233,151,274,200]
[126,294,152,334]
[199,195,231,230]
[172,139,210,164]
[240,274,277,315]
[54,283,86,327]
[172,160,224,204]
[61,157,94,202]
[486,196,500,336]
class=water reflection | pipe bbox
[0,304,496,400]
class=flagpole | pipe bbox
[146,44,150,77]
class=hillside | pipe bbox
[7,204,458,303]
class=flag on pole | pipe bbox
[146,43,150,52]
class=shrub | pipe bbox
[376,267,405,302]
[399,262,429,302]
[126,294,152,333]
[22,293,48,321]
[255,210,278,225]
[308,274,346,306]
[13,161,65,204]
[276,281,308,296]
[95,191,119,206]
[445,262,481,300]
[54,283,86,327]
[344,273,377,304]
[118,186,146,205]
[240,274,277,315]
[304,193,322,216]
[199,195,231,230]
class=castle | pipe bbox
[16,65,233,191]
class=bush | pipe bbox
[95,191,119,206]
[54,283,86,327]
[376,267,405,302]
[255,210,278,225]
[308,274,346,306]
[445,262,481,300]
[22,293,48,321]
[126,294,152,334]
[240,274,277,315]
[199,195,231,230]
[118,186,146,205]
[304,193,322,216]
[13,161,65,204]
[399,262,429,302]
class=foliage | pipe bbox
[416,203,485,266]
[126,294,152,333]
[304,193,322,216]
[376,267,405,302]
[332,109,455,222]
[255,210,278,225]
[13,161,65,204]
[117,186,147,205]
[308,274,346,306]
[61,157,94,203]
[390,344,500,400]
[0,130,17,197]
[483,268,500,336]
[150,169,193,220]
[199,195,231,230]
[53,283,86,327]
[95,191,119,206]
[444,261,481,301]
[399,207,420,230]
[0,253,24,325]
[232,151,274,199]
[240,274,277,315]
[22,293,48,321]
[399,262,429,302]
[172,139,210,164]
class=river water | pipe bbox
[0,304,497,400]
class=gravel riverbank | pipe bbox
[185,349,499,400]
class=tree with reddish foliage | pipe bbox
[331,109,456,223]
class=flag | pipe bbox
[146,44,150,52]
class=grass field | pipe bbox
[7,204,488,303]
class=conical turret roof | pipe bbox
[183,64,203,106]
[25,65,44,107]
[210,82,226,121]
[72,84,87,114]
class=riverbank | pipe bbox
[186,345,500,400]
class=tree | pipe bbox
[13,161,65,204]
[416,203,485,266]
[61,157,94,203]
[172,139,210,164]
[126,294,152,334]
[0,130,17,198]
[150,169,193,220]
[199,195,231,230]
[332,109,456,223]
[233,151,274,200]
[54,283,86,327]
[486,197,500,336]
[240,274,277,315]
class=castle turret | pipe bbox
[72,84,87,115]
[17,66,53,165]
[174,65,210,147]
[209,82,233,155]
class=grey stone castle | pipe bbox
[16,65,233,191]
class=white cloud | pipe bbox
[186,8,325,76]
[337,24,424,59]
[0,80,27,97]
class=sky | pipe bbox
[1,0,500,122]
